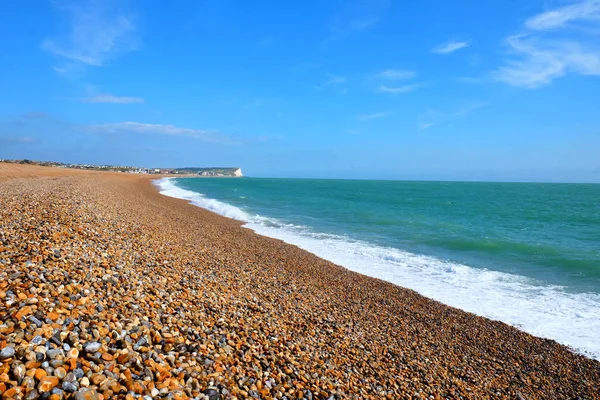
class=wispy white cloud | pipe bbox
[83,94,144,104]
[525,0,600,30]
[375,69,416,80]
[494,36,565,88]
[456,76,486,85]
[327,18,378,42]
[325,0,391,42]
[357,111,390,121]
[22,112,48,119]
[376,84,422,94]
[419,102,487,129]
[325,74,347,86]
[453,102,487,117]
[0,136,37,145]
[495,0,600,88]
[88,122,235,143]
[242,100,265,110]
[55,91,144,104]
[432,40,471,54]
[372,69,421,94]
[316,74,347,89]
[291,62,321,73]
[42,0,139,74]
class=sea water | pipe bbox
[155,177,600,360]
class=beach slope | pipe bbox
[0,164,598,399]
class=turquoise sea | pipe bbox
[156,178,600,360]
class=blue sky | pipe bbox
[1,0,599,181]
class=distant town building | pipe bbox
[0,159,243,177]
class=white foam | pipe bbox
[155,177,251,221]
[155,178,600,361]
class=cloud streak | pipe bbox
[0,136,37,145]
[314,74,347,89]
[495,0,600,88]
[242,99,265,110]
[323,74,346,86]
[83,94,144,104]
[291,62,320,73]
[525,0,600,30]
[325,0,391,42]
[88,122,235,143]
[375,69,416,80]
[432,40,471,54]
[42,0,139,73]
[22,112,48,119]
[357,112,390,121]
[419,102,487,129]
[376,84,422,94]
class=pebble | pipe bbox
[38,376,59,392]
[205,388,220,400]
[54,367,67,379]
[25,389,39,400]
[0,346,15,360]
[62,381,78,393]
[13,363,26,381]
[31,335,44,345]
[46,348,62,359]
[67,348,79,359]
[83,342,101,353]
[73,388,100,400]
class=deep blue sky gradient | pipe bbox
[1,0,599,181]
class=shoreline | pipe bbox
[1,164,599,399]
[156,176,600,362]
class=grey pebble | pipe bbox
[50,359,64,368]
[65,372,77,382]
[46,348,62,359]
[84,342,102,353]
[31,335,44,345]
[73,368,85,379]
[63,381,78,393]
[205,388,220,400]
[0,346,15,359]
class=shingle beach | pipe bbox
[1,164,599,400]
